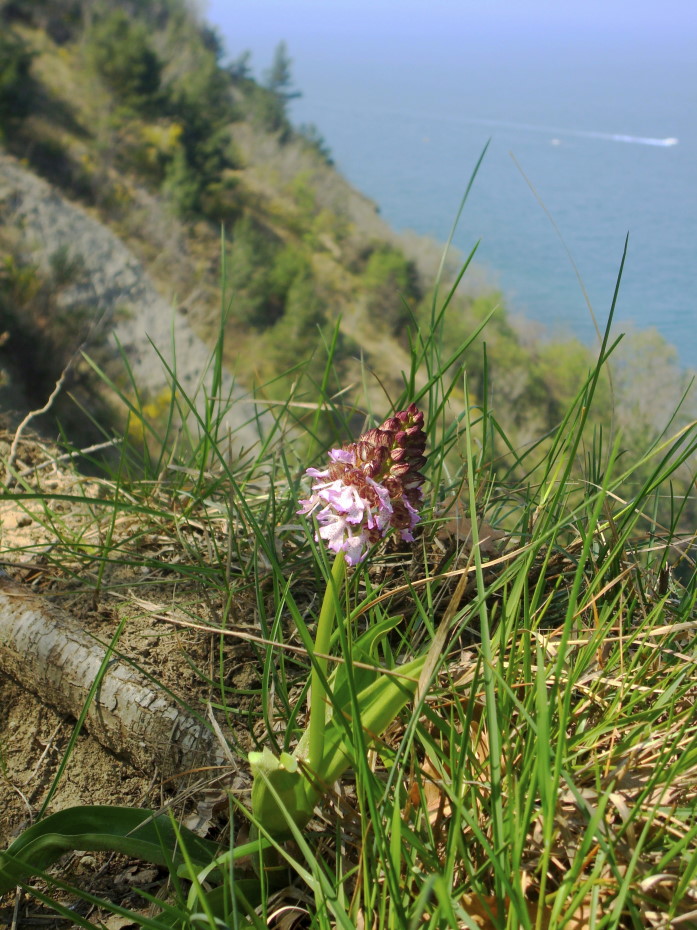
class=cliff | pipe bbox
[0,151,265,455]
[0,0,691,464]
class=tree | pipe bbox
[227,50,253,83]
[263,41,301,102]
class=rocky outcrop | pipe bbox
[0,153,262,457]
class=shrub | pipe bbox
[226,219,314,330]
[125,122,184,184]
[161,148,202,216]
[86,10,162,114]
[297,122,334,165]
[2,0,82,42]
[0,29,35,133]
[226,217,281,328]
[262,270,328,375]
[49,245,86,287]
[196,175,241,225]
[161,38,238,217]
[363,245,421,335]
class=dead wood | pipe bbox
[0,574,225,777]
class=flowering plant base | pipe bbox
[250,406,428,838]
[249,633,427,839]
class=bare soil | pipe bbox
[0,431,261,927]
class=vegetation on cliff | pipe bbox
[0,0,692,482]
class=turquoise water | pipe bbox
[282,29,697,367]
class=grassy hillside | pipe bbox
[0,0,424,389]
[0,289,696,929]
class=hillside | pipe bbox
[0,0,693,472]
[0,0,445,445]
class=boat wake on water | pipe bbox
[466,116,679,147]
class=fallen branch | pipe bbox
[0,574,225,777]
[15,438,120,479]
[5,287,112,485]
[6,367,71,482]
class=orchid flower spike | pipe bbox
[298,404,427,565]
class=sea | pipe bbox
[210,8,697,367]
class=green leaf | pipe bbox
[0,806,220,895]
[248,747,317,838]
[319,654,426,786]
[249,653,426,838]
[330,614,403,702]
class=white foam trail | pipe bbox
[584,132,679,146]
[305,100,679,148]
[465,116,679,147]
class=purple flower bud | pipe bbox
[298,406,427,564]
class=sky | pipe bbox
[203,0,696,127]
[204,0,696,64]
[202,0,696,167]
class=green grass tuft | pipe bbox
[1,218,696,930]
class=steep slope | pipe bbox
[0,151,264,455]
[0,0,448,445]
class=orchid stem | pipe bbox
[308,551,346,776]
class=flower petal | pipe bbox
[299,406,426,563]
